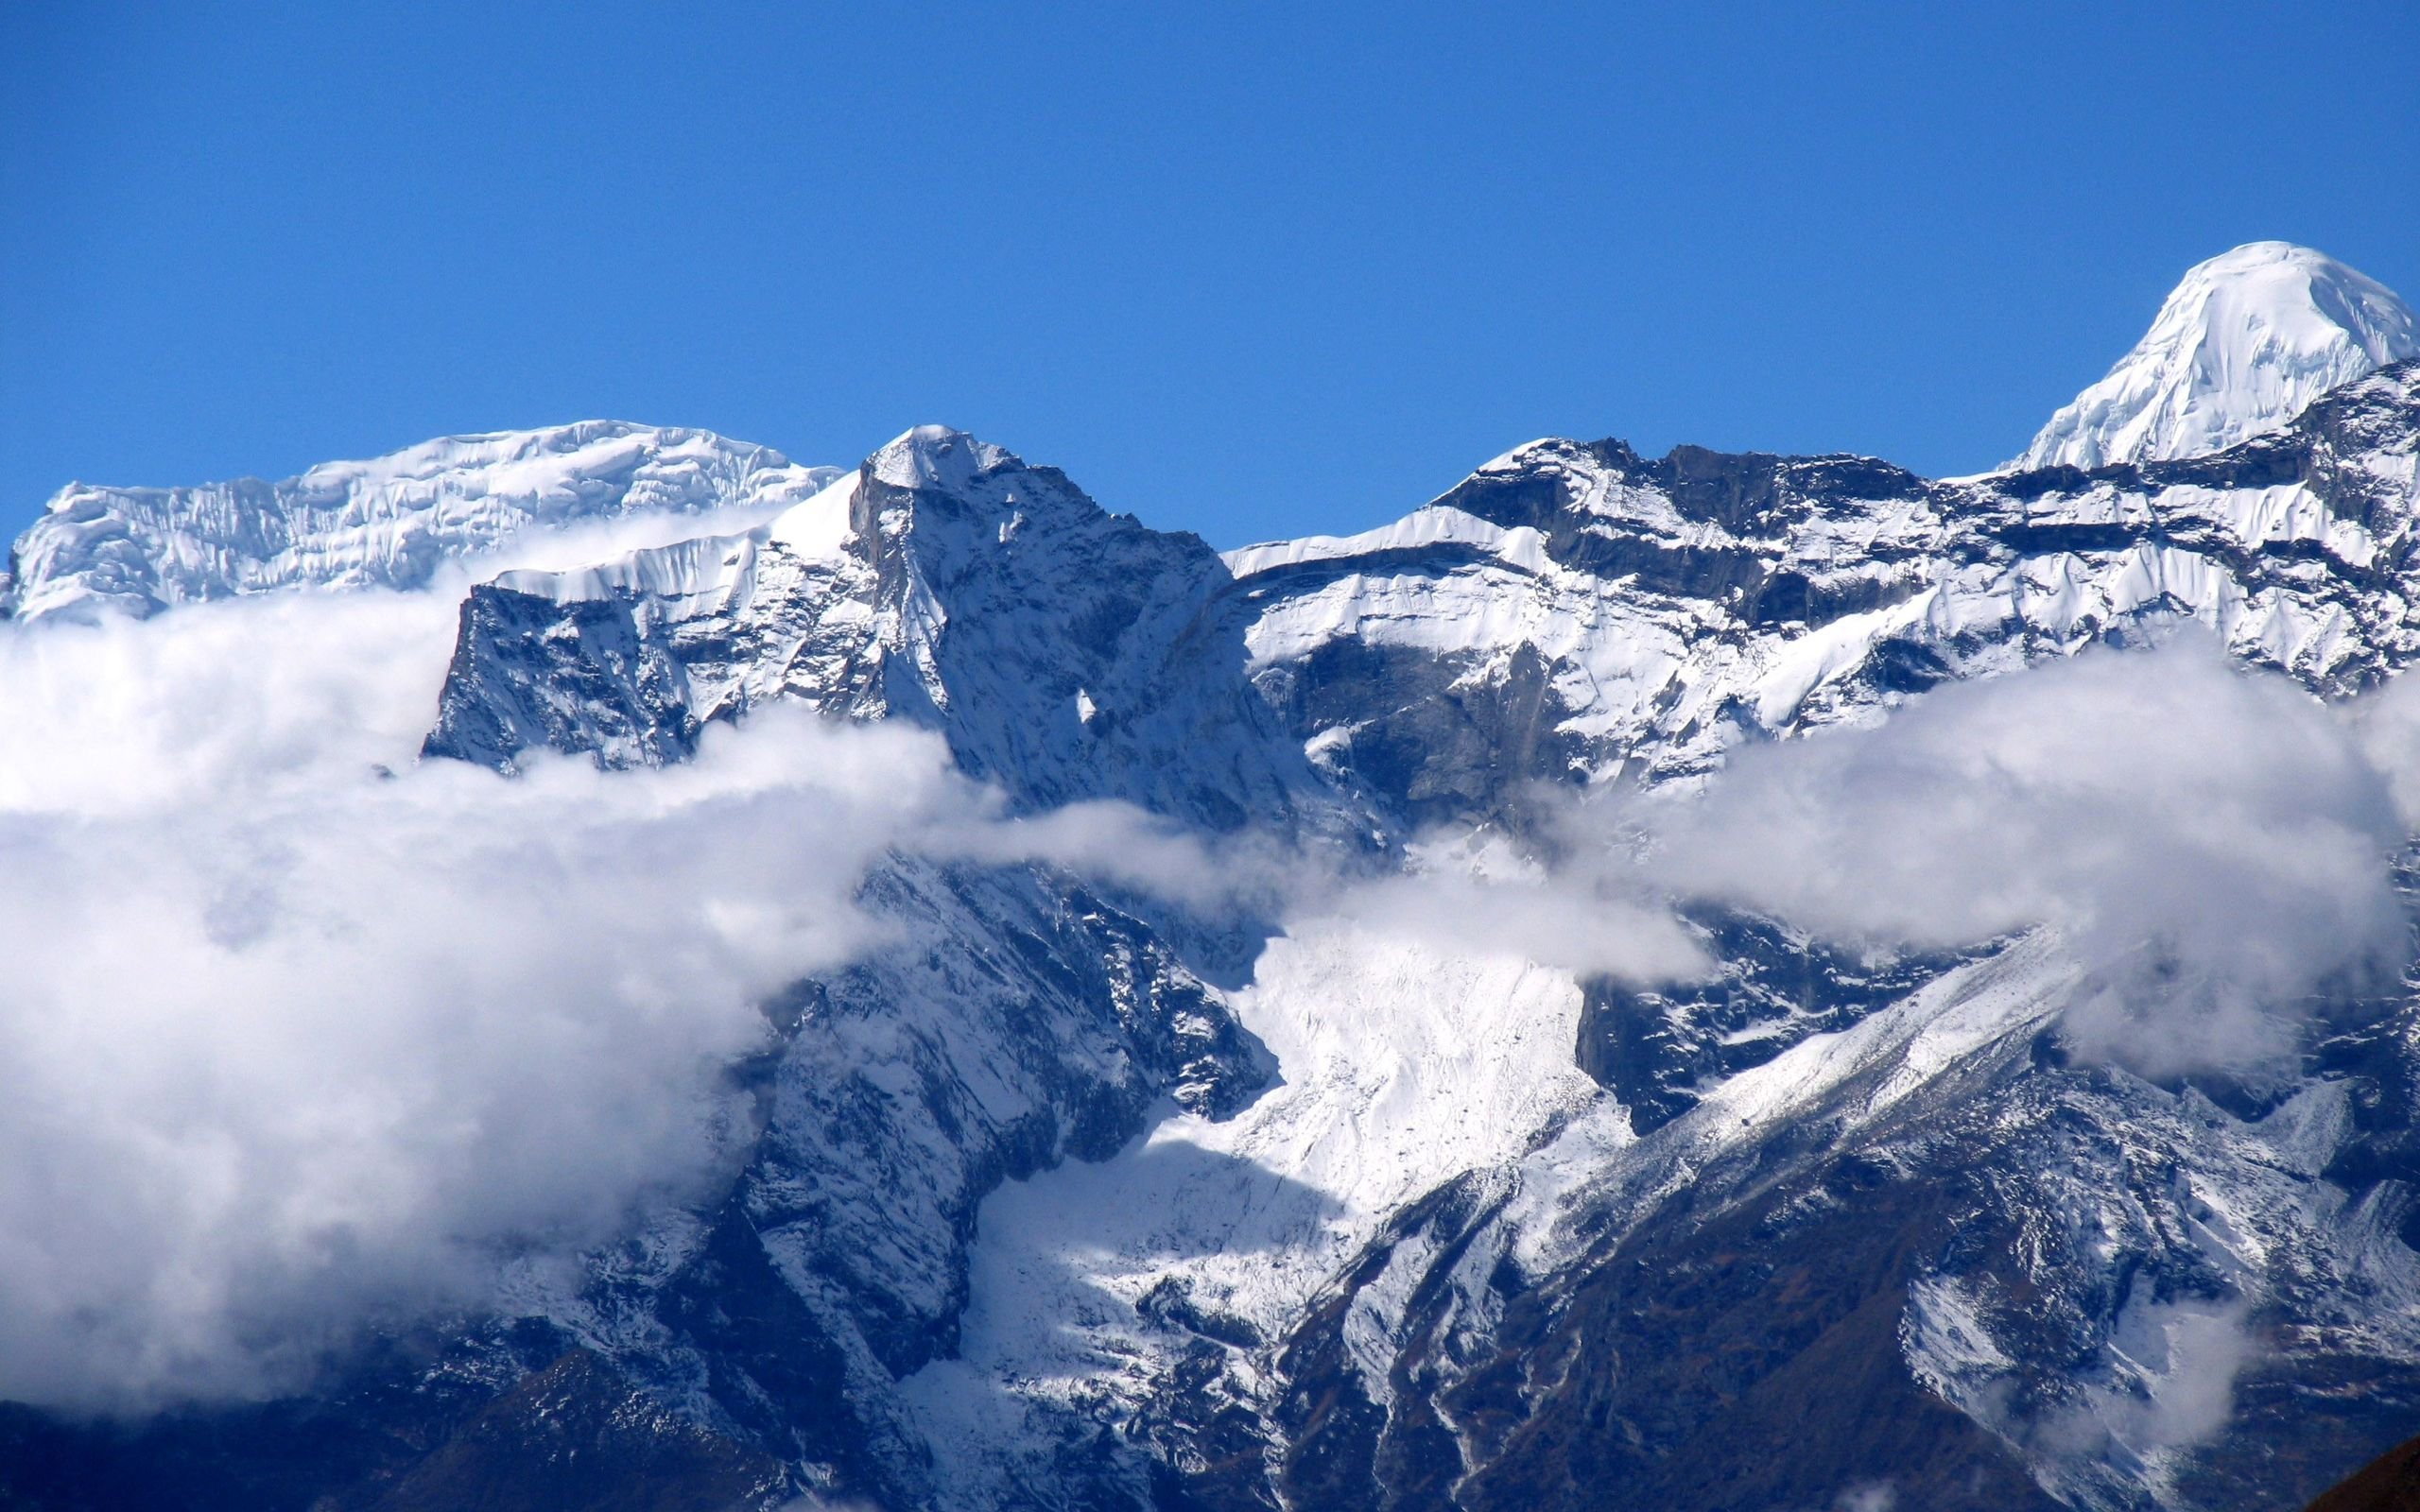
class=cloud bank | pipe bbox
[1320,640,2414,1082]
[1625,642,2411,1074]
[0,592,1218,1410]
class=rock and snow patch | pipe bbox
[903,919,1599,1504]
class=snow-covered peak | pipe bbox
[869,424,1015,493]
[2,421,841,623]
[2014,241,2419,472]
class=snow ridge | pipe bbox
[0,421,841,624]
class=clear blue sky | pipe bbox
[5,2,2417,548]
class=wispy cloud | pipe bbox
[1636,641,2408,1074]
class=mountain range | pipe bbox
[4,242,2420,1512]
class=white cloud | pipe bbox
[1356,639,2412,1079]
[1834,1484,1896,1512]
[0,592,1204,1409]
[1627,641,2410,1074]
[1323,849,1709,986]
[2032,1293,2258,1466]
[0,590,460,815]
[1298,641,2411,1081]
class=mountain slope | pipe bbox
[2014,242,2419,472]
[1228,360,2420,831]
[2308,1431,2420,1511]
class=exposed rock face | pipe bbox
[1233,361,2420,839]
[426,426,1342,837]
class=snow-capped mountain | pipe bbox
[390,359,2420,1512]
[2014,241,2419,472]
[1227,353,2420,833]
[9,250,2420,1512]
[0,420,840,624]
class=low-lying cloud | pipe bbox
[1317,641,2415,1082]
[0,592,1219,1410]
[1610,641,2411,1075]
[1327,845,1711,986]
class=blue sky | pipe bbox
[5,1,2416,548]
